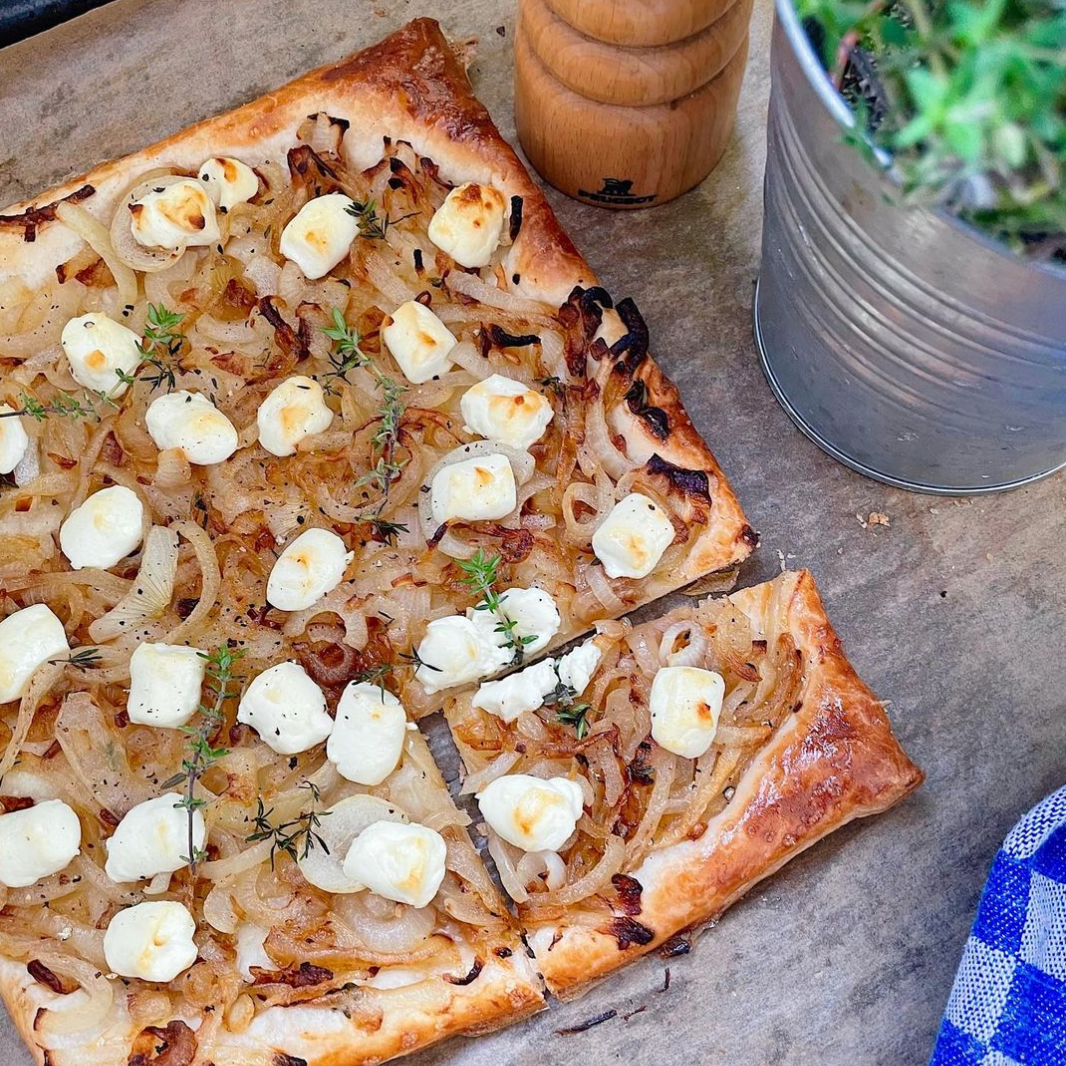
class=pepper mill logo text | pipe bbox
[578,177,657,206]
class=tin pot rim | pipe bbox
[774,0,1066,284]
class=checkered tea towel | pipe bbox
[930,785,1066,1066]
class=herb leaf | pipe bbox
[543,678,592,739]
[246,781,331,869]
[797,0,1066,259]
[457,550,534,664]
[49,647,103,671]
[344,198,417,241]
[321,305,408,515]
[1,389,98,423]
[169,644,244,872]
[134,303,185,392]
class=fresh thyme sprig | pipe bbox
[1,389,98,423]
[400,647,443,674]
[49,647,103,671]
[344,198,417,242]
[350,661,400,700]
[115,303,185,393]
[142,302,185,354]
[544,677,592,740]
[320,307,408,502]
[246,781,330,869]
[354,453,404,497]
[355,513,409,546]
[160,644,244,873]
[354,662,394,686]
[457,549,537,665]
[320,307,368,397]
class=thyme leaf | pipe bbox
[344,198,417,241]
[457,550,535,664]
[163,644,244,873]
[246,781,331,869]
[49,647,103,671]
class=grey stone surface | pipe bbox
[2,1,1064,1064]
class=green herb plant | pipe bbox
[797,0,1066,259]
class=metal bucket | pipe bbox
[754,0,1066,494]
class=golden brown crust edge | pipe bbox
[210,957,546,1066]
[1,953,545,1066]
[528,569,923,999]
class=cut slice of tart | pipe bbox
[442,569,923,997]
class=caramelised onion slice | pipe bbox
[88,525,179,642]
[658,620,708,668]
[332,891,437,954]
[33,953,115,1037]
[54,200,138,307]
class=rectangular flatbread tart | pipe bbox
[442,568,923,998]
[0,15,919,1066]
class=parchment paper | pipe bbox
[1,1,1064,1063]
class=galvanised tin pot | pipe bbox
[754,0,1066,494]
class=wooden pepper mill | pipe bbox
[514,0,754,208]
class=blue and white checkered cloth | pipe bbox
[930,785,1066,1066]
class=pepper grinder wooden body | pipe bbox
[514,0,753,208]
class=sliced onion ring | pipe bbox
[54,200,138,307]
[516,849,566,892]
[658,621,708,668]
[331,892,436,953]
[88,525,179,643]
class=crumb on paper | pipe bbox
[776,549,786,572]
[556,1009,617,1035]
[986,552,994,563]
[857,511,890,529]
[449,36,480,71]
